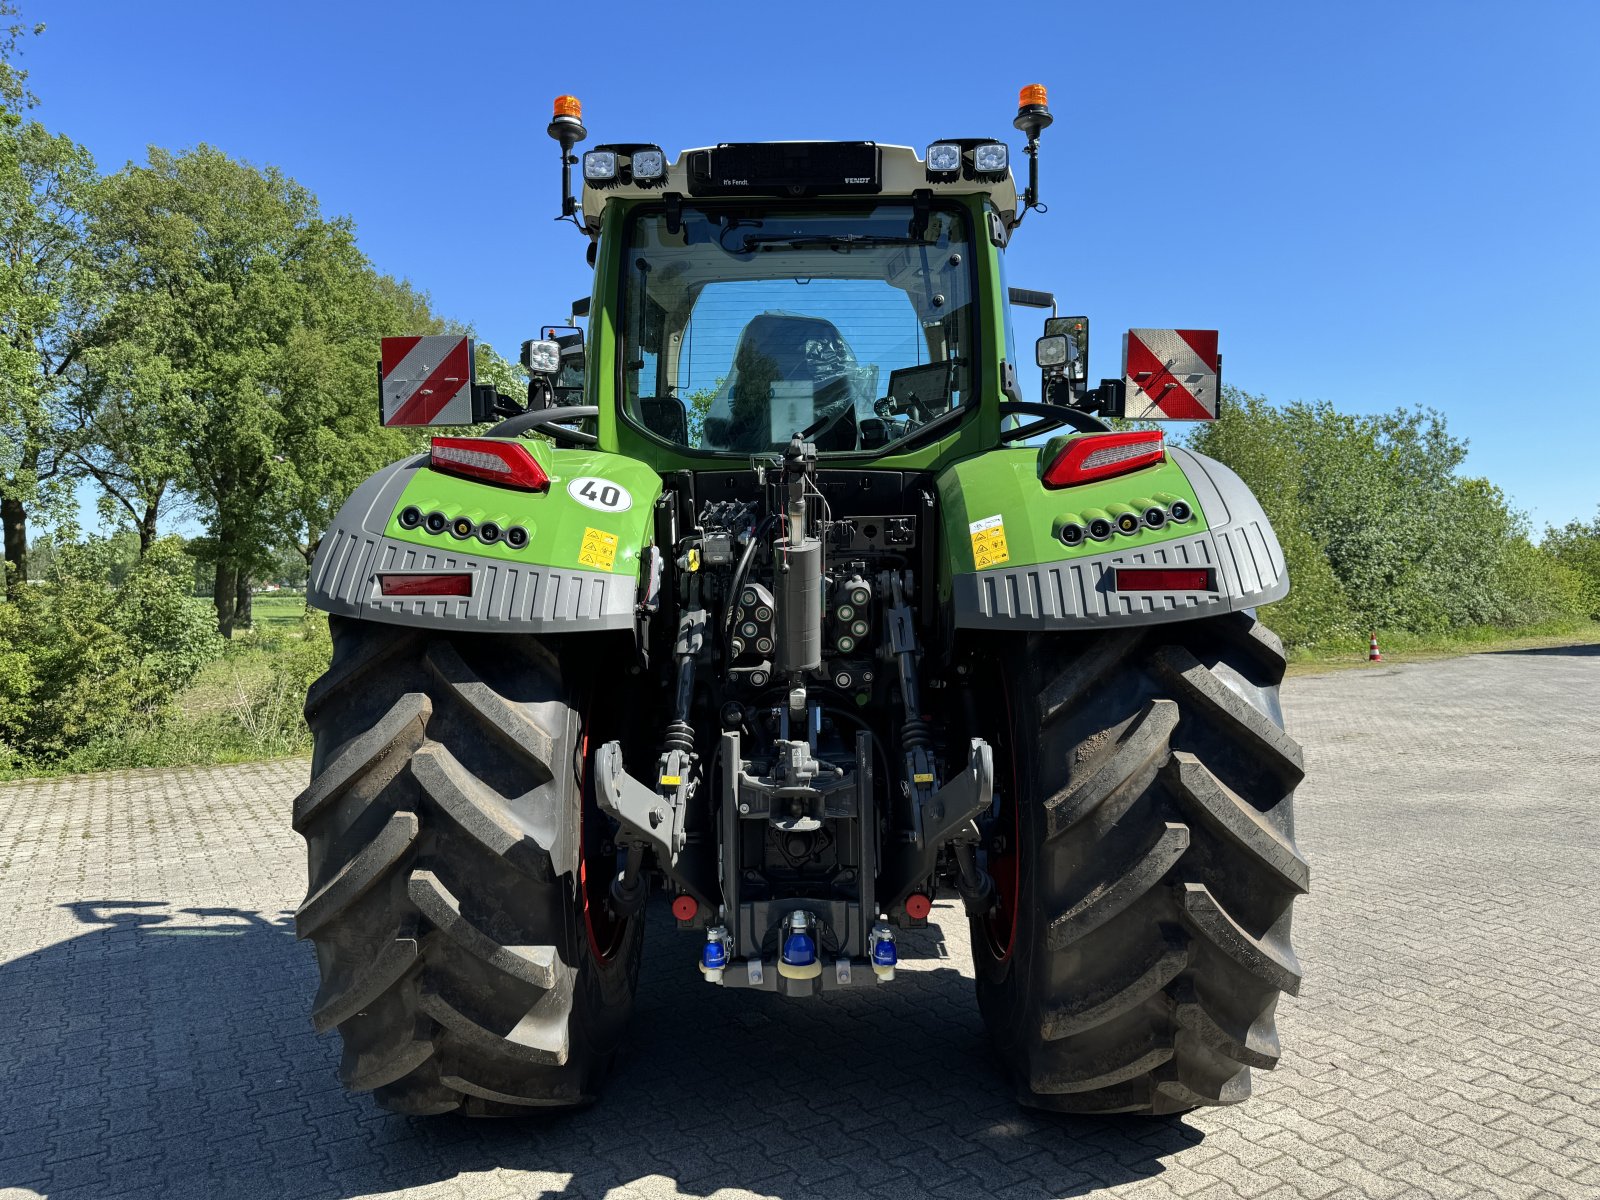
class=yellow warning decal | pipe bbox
[913,772,935,785]
[577,526,619,570]
[968,514,1010,569]
[659,775,682,787]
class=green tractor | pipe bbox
[293,86,1308,1117]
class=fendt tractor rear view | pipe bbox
[292,86,1309,1118]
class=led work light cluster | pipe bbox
[398,505,528,551]
[1052,493,1193,548]
[924,138,1009,183]
[582,143,668,188]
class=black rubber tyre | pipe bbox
[973,611,1309,1115]
[293,616,643,1116]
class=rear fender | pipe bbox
[937,443,1287,630]
[308,441,661,634]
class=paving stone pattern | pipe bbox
[2,646,1598,1199]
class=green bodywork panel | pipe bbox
[382,439,661,576]
[935,441,1207,594]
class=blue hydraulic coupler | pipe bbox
[701,924,730,983]
[777,910,822,980]
[870,919,897,982]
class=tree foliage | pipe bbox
[0,79,97,592]
[1541,508,1600,619]
[1188,389,1589,644]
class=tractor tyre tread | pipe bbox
[974,610,1307,1115]
[294,616,641,1116]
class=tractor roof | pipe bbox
[579,143,1018,230]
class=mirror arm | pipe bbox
[1063,378,1126,419]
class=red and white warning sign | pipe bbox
[1122,329,1220,420]
[379,335,476,426]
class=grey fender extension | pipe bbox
[307,457,635,635]
[952,447,1288,631]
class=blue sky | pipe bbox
[24,0,1600,530]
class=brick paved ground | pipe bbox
[2,646,1598,1199]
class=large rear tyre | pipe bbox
[973,612,1309,1115]
[293,617,643,1116]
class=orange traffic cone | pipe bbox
[1368,632,1382,662]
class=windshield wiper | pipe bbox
[732,233,931,253]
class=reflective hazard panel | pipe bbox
[379,335,476,426]
[1122,330,1220,420]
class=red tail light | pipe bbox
[1113,568,1213,592]
[378,572,473,597]
[430,437,550,491]
[1042,430,1165,488]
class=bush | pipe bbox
[1186,390,1589,645]
[0,535,220,765]
[1541,509,1600,619]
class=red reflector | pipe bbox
[430,437,550,491]
[1113,568,1213,592]
[671,894,698,922]
[378,572,473,597]
[1042,430,1165,487]
[904,893,932,920]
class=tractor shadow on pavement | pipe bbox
[1486,642,1600,657]
[0,901,1205,1200]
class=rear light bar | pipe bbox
[1113,568,1213,592]
[1042,430,1165,488]
[430,437,550,491]
[378,572,473,597]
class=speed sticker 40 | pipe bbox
[567,477,632,513]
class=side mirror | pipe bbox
[1044,315,1088,384]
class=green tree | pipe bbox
[70,337,194,553]
[0,12,97,594]
[1542,508,1600,618]
[1185,390,1352,646]
[1186,388,1581,644]
[683,380,720,448]
[0,2,42,112]
[86,145,384,634]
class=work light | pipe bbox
[631,148,666,181]
[925,143,961,174]
[973,143,1009,174]
[582,150,617,182]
